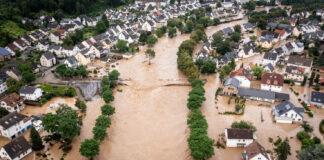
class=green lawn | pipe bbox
[40,84,76,97]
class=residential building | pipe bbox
[222,78,240,96]
[64,56,80,68]
[0,73,9,95]
[261,73,284,92]
[0,47,11,61]
[225,128,254,147]
[229,68,253,88]
[272,101,304,123]
[263,63,275,73]
[309,91,324,108]
[0,93,25,113]
[284,66,305,84]
[0,112,32,139]
[74,53,91,66]
[242,141,272,160]
[238,88,276,103]
[0,136,32,160]
[287,56,313,74]
[18,86,43,101]
[40,52,56,67]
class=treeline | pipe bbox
[284,0,324,14]
[187,80,215,160]
[79,70,119,159]
[248,7,287,29]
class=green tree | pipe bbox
[275,138,291,160]
[22,71,35,83]
[145,49,156,65]
[79,138,100,159]
[168,27,177,38]
[234,25,241,33]
[92,126,106,141]
[95,115,111,128]
[301,121,313,133]
[95,20,107,34]
[195,58,204,70]
[156,27,166,38]
[231,120,257,132]
[75,99,87,112]
[298,144,324,160]
[42,104,82,140]
[103,90,114,103]
[217,2,222,7]
[201,60,216,74]
[229,57,236,70]
[243,0,256,11]
[231,32,241,42]
[250,35,257,41]
[251,66,266,80]
[0,108,9,118]
[146,34,158,47]
[258,19,268,30]
[30,126,43,151]
[139,32,148,43]
[170,0,175,4]
[116,40,128,53]
[101,104,115,116]
[108,70,120,81]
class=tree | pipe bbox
[183,20,194,33]
[95,115,111,128]
[168,27,177,38]
[298,144,324,160]
[234,25,241,33]
[229,57,236,70]
[231,120,257,132]
[108,70,120,81]
[79,139,100,159]
[217,2,222,7]
[258,19,268,30]
[30,126,43,151]
[95,20,107,34]
[103,90,114,103]
[146,34,158,47]
[42,104,82,140]
[0,108,9,118]
[116,40,128,53]
[101,104,116,116]
[75,99,87,112]
[195,58,204,70]
[231,32,241,42]
[250,35,257,41]
[145,49,155,65]
[139,32,148,43]
[93,126,106,141]
[297,131,310,141]
[243,0,256,11]
[201,60,216,74]
[275,138,291,160]
[301,121,313,133]
[156,27,166,38]
[22,71,35,83]
[251,66,266,80]
[170,0,175,4]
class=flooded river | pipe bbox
[45,15,324,160]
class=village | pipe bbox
[0,0,323,160]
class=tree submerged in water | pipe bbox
[145,49,156,65]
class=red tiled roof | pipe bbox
[275,29,286,36]
[229,68,253,81]
[261,72,284,86]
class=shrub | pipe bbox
[297,131,310,141]
[101,104,115,116]
[231,120,256,132]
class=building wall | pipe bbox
[0,82,7,94]
[275,110,303,123]
[0,119,32,139]
[261,84,282,92]
[20,88,43,101]
[0,101,25,113]
[226,138,254,147]
[249,153,271,160]
[235,76,251,88]
[222,85,238,96]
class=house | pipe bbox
[238,46,256,58]
[238,88,276,103]
[229,68,253,88]
[263,63,274,73]
[6,68,22,81]
[272,101,304,123]
[0,73,8,95]
[283,42,294,55]
[0,112,32,139]
[36,39,49,51]
[222,78,240,96]
[0,47,11,61]
[242,141,272,160]
[222,27,234,36]
[287,56,313,74]
[261,73,284,92]
[242,23,254,32]
[256,37,273,49]
[274,29,289,40]
[40,52,56,67]
[0,93,25,113]
[18,86,43,101]
[74,53,91,66]
[48,45,62,57]
[220,52,238,67]
[309,91,324,108]
[13,39,28,51]
[5,43,20,56]
[284,66,305,84]
[64,56,80,68]
[0,136,32,160]
[262,52,278,66]
[225,128,254,147]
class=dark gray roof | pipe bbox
[0,112,28,129]
[19,86,37,94]
[224,78,240,88]
[310,91,324,105]
[3,136,31,159]
[243,23,253,29]
[238,88,275,100]
[275,92,290,101]
[264,52,277,61]
[273,101,304,117]
[222,52,238,63]
[66,56,78,65]
[264,63,274,72]
[43,52,55,60]
[222,27,234,36]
